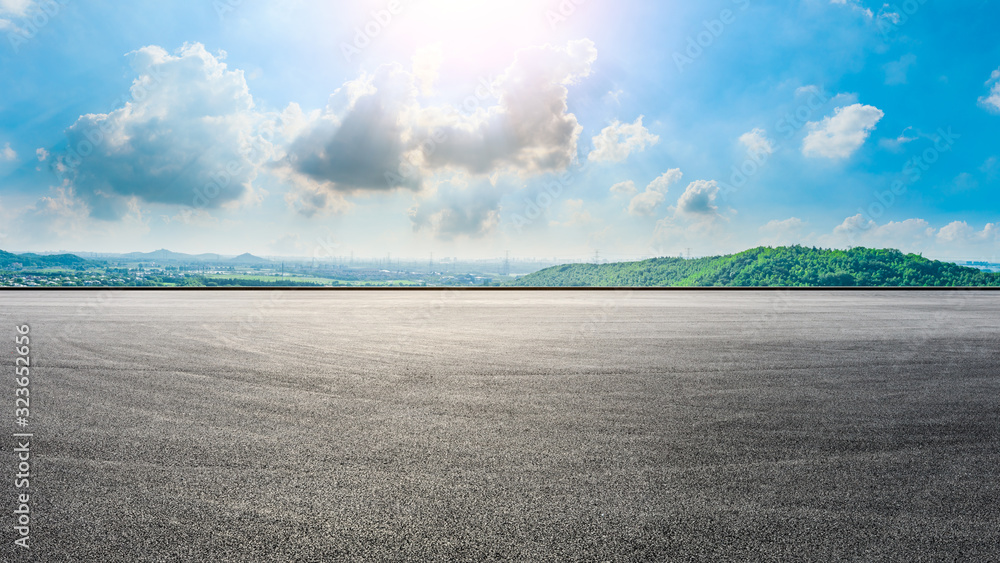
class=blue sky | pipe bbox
[0,0,997,261]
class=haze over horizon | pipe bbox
[1,1,998,262]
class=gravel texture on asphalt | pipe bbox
[1,290,999,561]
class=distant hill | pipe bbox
[513,246,1000,287]
[0,250,90,269]
[115,250,267,263]
[119,249,230,262]
[229,253,271,265]
[120,249,197,262]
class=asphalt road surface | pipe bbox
[1,290,999,561]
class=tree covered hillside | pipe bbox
[0,249,91,269]
[513,247,1000,287]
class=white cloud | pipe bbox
[610,180,637,195]
[738,128,774,157]
[627,169,682,216]
[936,221,976,243]
[830,0,873,18]
[417,39,597,175]
[820,215,1000,258]
[1,142,15,161]
[283,39,598,214]
[35,147,48,161]
[832,213,877,237]
[408,178,502,240]
[627,190,665,217]
[980,68,1000,112]
[934,221,999,247]
[675,179,722,218]
[281,62,420,198]
[54,43,271,220]
[281,40,598,224]
[588,115,659,163]
[878,127,917,153]
[802,103,884,159]
[758,218,807,246]
[647,169,682,193]
[12,183,151,246]
[0,0,32,16]
[0,0,35,36]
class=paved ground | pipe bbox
[1,290,999,561]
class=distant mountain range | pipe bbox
[513,246,1000,287]
[0,249,91,269]
[0,249,272,267]
[118,249,271,263]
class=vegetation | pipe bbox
[0,250,91,269]
[178,276,324,287]
[513,246,1000,287]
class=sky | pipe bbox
[0,0,998,262]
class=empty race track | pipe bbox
[1,290,999,561]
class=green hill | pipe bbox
[513,246,1000,287]
[0,250,91,269]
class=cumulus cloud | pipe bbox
[980,68,1000,112]
[54,43,271,220]
[281,39,597,216]
[610,180,637,195]
[282,63,420,198]
[827,215,935,250]
[935,221,999,246]
[588,115,659,163]
[675,179,722,218]
[11,182,151,246]
[408,179,502,240]
[802,103,884,159]
[739,128,774,158]
[628,190,666,217]
[628,169,681,216]
[35,147,48,161]
[825,215,1000,257]
[759,217,807,246]
[417,39,597,175]
[832,213,877,237]
[936,221,976,243]
[1,142,15,161]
